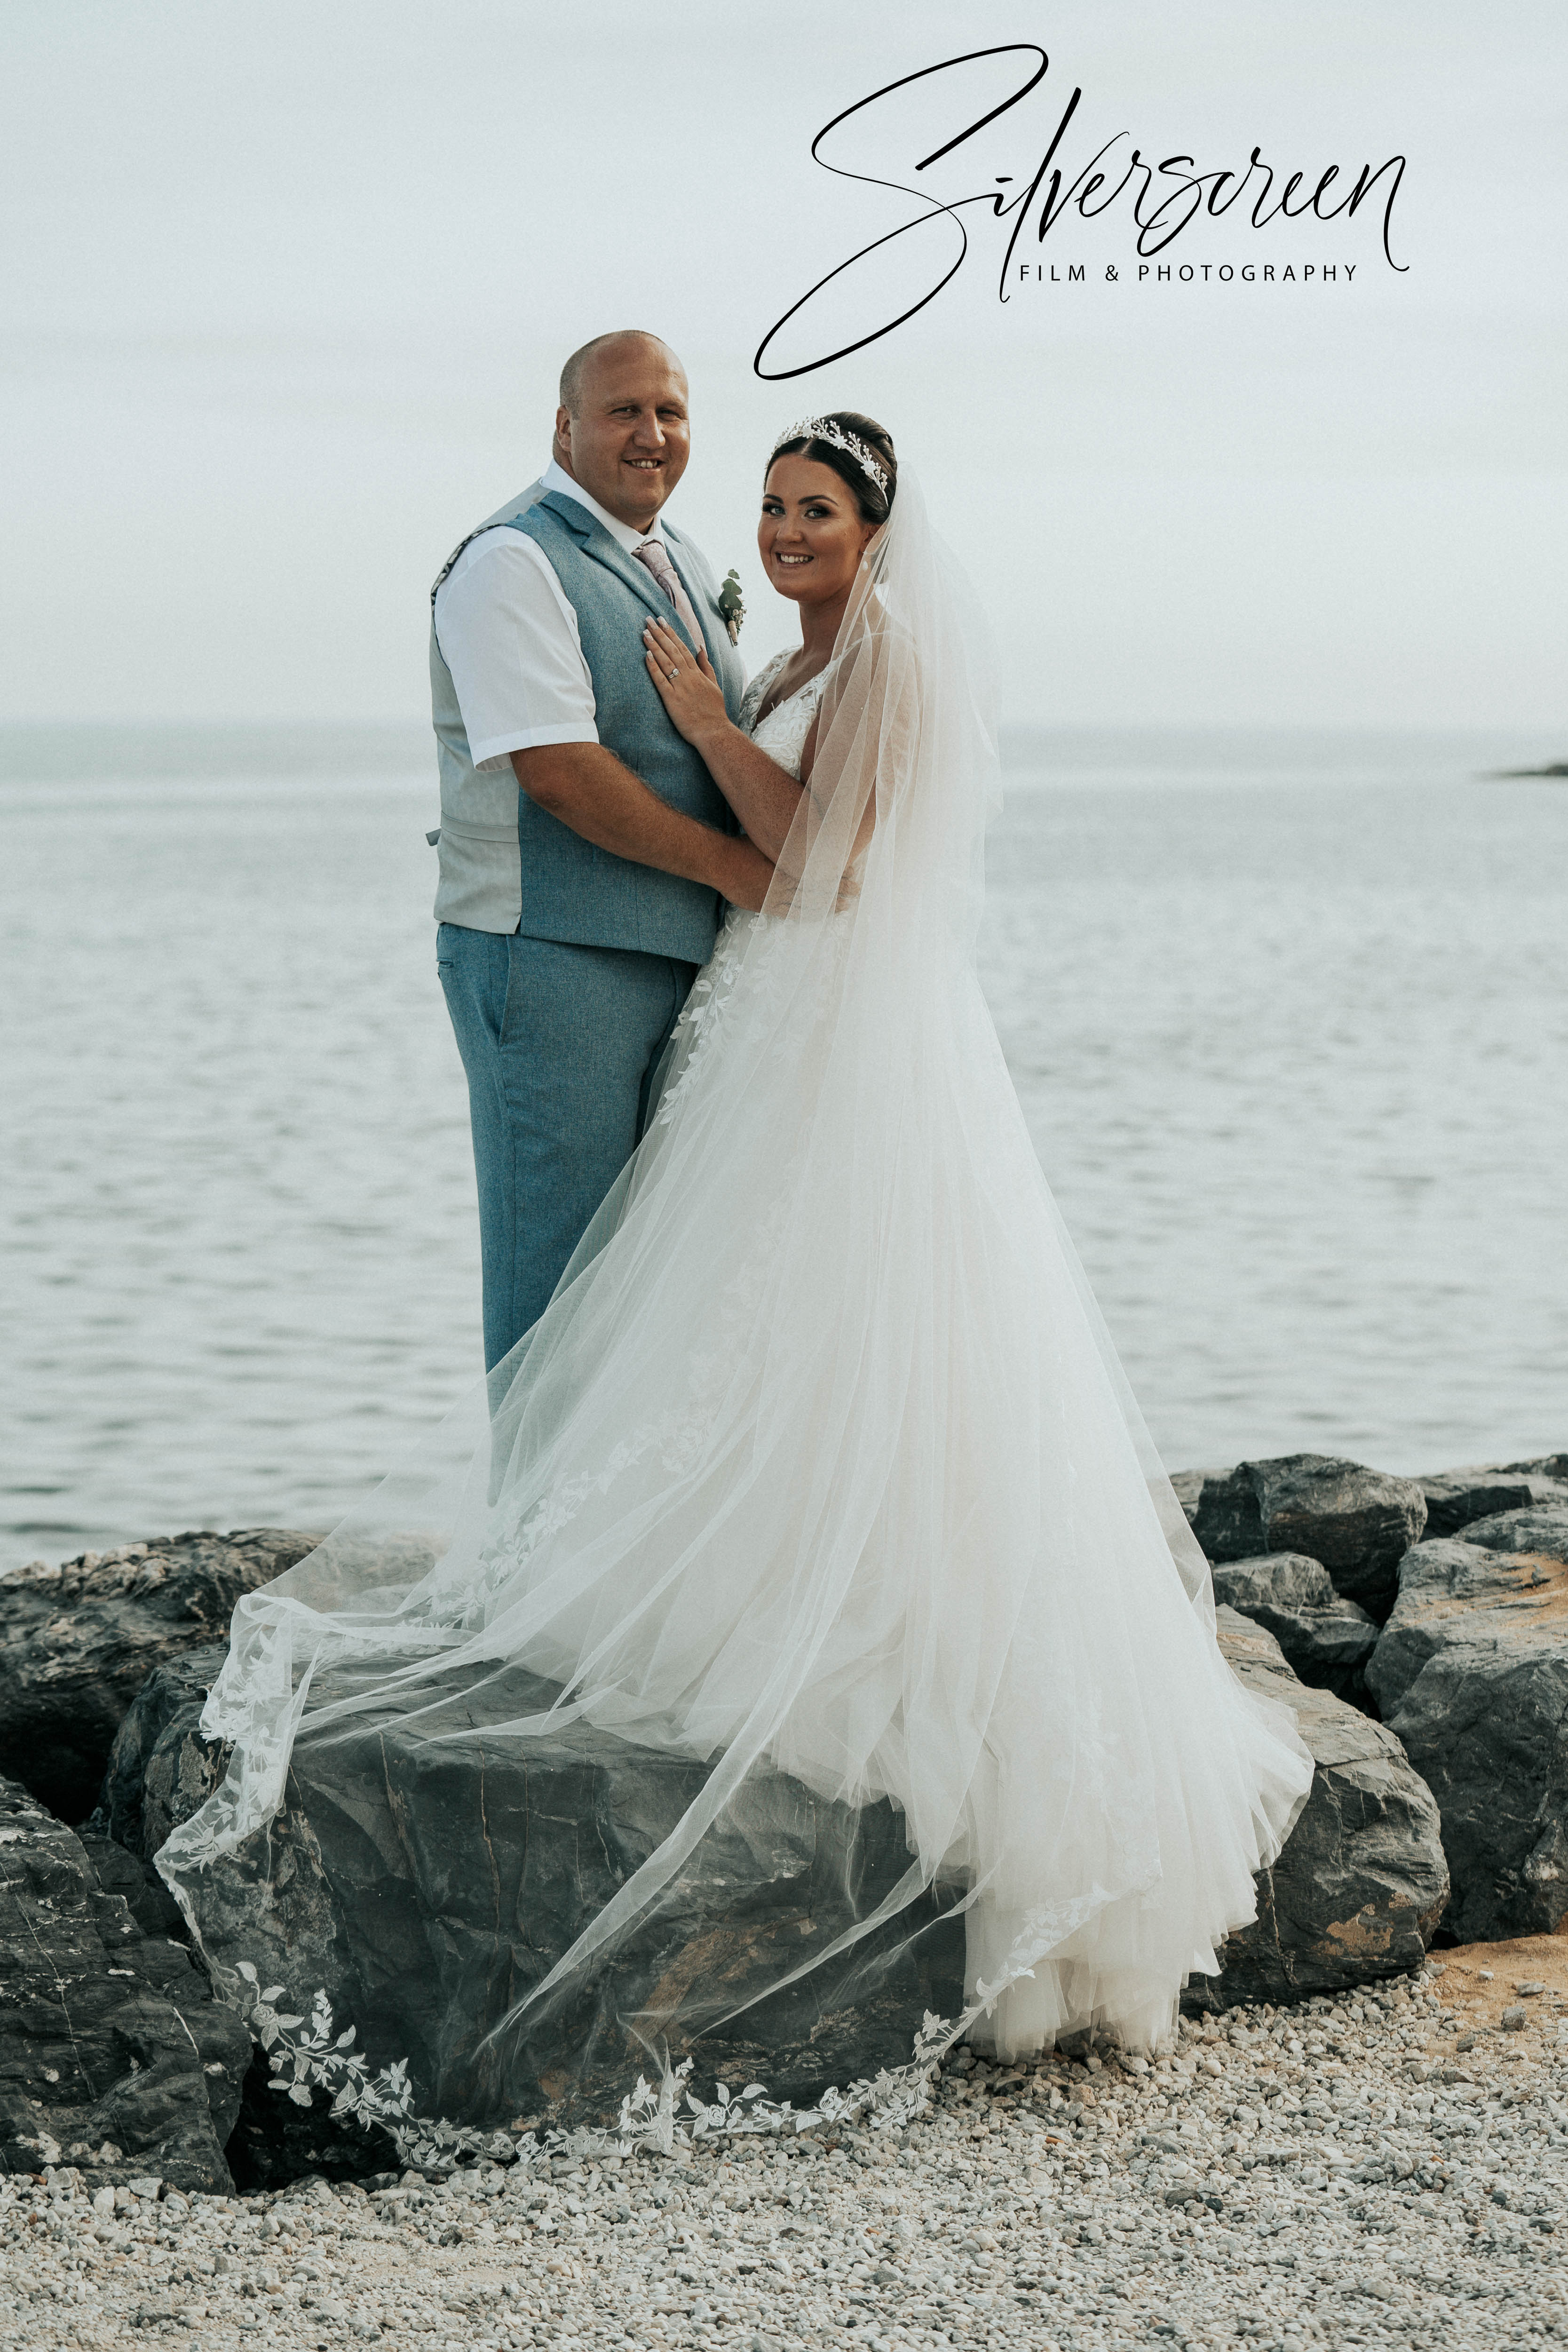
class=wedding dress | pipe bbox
[158,469,1312,2080]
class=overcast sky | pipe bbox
[2,0,1562,729]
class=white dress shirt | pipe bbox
[432,458,676,774]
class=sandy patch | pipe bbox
[1427,1932,1568,2035]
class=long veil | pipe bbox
[157,469,1311,2119]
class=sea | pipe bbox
[2,720,1564,1576]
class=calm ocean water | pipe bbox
[2,722,1564,1575]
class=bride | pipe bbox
[158,413,1311,2080]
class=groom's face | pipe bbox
[554,340,691,531]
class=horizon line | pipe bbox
[2,716,1565,740]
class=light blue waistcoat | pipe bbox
[428,485,745,961]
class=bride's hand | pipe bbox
[643,617,730,749]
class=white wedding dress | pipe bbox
[159,470,1312,2072]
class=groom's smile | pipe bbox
[552,329,691,532]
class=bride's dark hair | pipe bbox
[768,412,897,524]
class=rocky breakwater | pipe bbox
[1369,1501,1568,1942]
[1173,1452,1430,1624]
[0,1488,1500,2185]
[1175,1451,1568,1953]
[1174,1448,1568,1699]
[98,1629,1454,2138]
[0,1529,322,1821]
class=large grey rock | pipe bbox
[77,1823,189,1942]
[0,1775,250,2189]
[91,1645,234,1859]
[1460,1504,1568,1561]
[1174,1466,1264,1565]
[1367,1509,1568,1940]
[1418,1468,1568,1540]
[1246,1457,1427,1618]
[0,1529,322,1821]
[1175,1454,1426,1621]
[103,1649,966,2139]
[1209,1553,1378,1704]
[93,1652,407,2190]
[1183,1608,1448,2014]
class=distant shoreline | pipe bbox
[6,717,1568,789]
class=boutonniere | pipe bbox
[717,569,746,644]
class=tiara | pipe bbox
[773,415,889,498]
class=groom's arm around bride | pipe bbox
[428,329,768,1371]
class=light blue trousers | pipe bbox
[437,925,698,1371]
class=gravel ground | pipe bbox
[7,1940,1568,2352]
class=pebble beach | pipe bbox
[8,1938,1568,2352]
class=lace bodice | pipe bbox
[738,653,828,781]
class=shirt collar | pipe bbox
[540,457,668,556]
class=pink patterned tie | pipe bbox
[633,538,709,660]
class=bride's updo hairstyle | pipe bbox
[768,411,897,524]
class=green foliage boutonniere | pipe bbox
[717,570,746,645]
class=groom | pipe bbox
[428,330,766,1370]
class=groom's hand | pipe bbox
[512,744,773,908]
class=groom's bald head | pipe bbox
[553,331,690,531]
[559,329,683,415]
